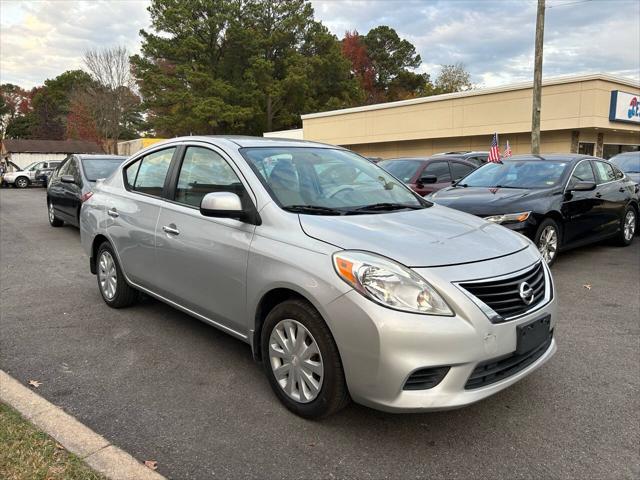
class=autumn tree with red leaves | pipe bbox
[341,31,378,103]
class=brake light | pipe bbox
[81,191,94,203]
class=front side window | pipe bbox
[175,147,243,207]
[378,160,423,183]
[460,160,569,189]
[65,159,80,183]
[422,161,451,182]
[242,147,424,214]
[592,161,616,184]
[568,161,595,189]
[125,148,175,197]
[450,161,475,180]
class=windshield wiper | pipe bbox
[348,202,424,213]
[490,185,520,189]
[283,205,345,215]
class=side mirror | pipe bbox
[420,174,438,184]
[569,180,596,192]
[61,175,75,184]
[200,191,259,224]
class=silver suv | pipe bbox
[80,137,557,418]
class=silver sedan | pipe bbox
[80,136,557,418]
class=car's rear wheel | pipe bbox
[48,200,63,227]
[96,242,137,308]
[15,177,29,188]
[535,218,561,266]
[261,299,349,418]
[616,206,636,246]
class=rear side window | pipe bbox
[592,161,616,184]
[422,161,451,182]
[175,146,243,207]
[612,165,624,180]
[125,148,175,197]
[450,161,475,180]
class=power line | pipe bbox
[547,0,594,9]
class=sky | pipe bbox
[1,0,639,89]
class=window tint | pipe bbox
[175,147,243,207]
[568,161,595,188]
[422,161,451,182]
[450,161,475,180]
[125,148,175,196]
[593,161,616,184]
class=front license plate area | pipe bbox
[516,315,551,354]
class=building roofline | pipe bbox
[301,73,640,120]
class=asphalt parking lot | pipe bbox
[1,188,638,479]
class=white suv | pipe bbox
[3,161,62,188]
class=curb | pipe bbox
[0,370,166,480]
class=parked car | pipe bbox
[35,161,64,187]
[428,154,638,265]
[47,154,127,227]
[433,151,490,167]
[378,156,477,196]
[3,160,62,188]
[80,137,557,418]
[609,151,640,184]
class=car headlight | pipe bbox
[332,251,453,315]
[484,211,531,224]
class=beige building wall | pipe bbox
[301,74,640,158]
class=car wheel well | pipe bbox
[544,212,563,242]
[253,288,311,361]
[90,234,110,274]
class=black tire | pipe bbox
[15,176,29,188]
[534,218,561,266]
[96,241,137,308]
[261,299,350,419]
[48,200,63,227]
[615,205,637,246]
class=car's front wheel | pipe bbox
[261,299,349,418]
[96,242,137,308]
[15,177,29,188]
[48,201,63,227]
[535,218,561,266]
[616,206,637,246]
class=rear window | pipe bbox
[81,157,127,182]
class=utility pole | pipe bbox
[531,0,545,154]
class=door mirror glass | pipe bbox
[61,174,76,184]
[570,180,596,192]
[420,174,438,184]
[200,192,243,218]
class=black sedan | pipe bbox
[428,154,639,265]
[47,154,127,227]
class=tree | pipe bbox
[131,0,361,136]
[341,31,377,103]
[435,63,473,94]
[83,47,142,151]
[5,114,37,139]
[1,84,32,138]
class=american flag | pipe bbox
[503,140,512,158]
[488,133,501,163]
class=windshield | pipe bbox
[241,147,426,214]
[81,157,126,182]
[22,162,38,171]
[459,160,569,189]
[378,160,422,183]
[610,152,640,173]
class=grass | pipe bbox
[0,402,106,480]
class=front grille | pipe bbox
[403,366,450,390]
[465,330,553,389]
[459,262,546,321]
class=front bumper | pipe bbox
[323,244,557,413]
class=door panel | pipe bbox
[592,161,626,236]
[562,160,600,245]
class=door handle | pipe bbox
[595,192,602,198]
[162,225,180,235]
[619,187,625,193]
[107,208,119,218]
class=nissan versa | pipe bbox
[80,137,557,418]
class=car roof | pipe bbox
[154,135,343,150]
[502,153,594,162]
[383,156,471,162]
[77,154,127,160]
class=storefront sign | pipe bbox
[609,90,640,124]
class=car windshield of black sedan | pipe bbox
[241,147,426,214]
[81,158,126,182]
[459,160,568,189]
[378,160,422,183]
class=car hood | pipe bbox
[298,204,530,267]
[430,186,554,215]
